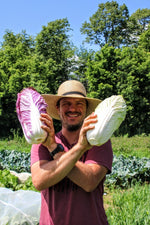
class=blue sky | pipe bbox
[0,0,150,48]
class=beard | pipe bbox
[66,121,83,132]
[60,116,84,132]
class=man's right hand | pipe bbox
[40,113,57,151]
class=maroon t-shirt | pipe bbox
[31,131,113,225]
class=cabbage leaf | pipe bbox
[87,95,127,146]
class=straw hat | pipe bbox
[42,80,101,120]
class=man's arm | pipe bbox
[31,142,86,191]
[31,113,108,192]
[67,161,108,192]
[31,149,108,192]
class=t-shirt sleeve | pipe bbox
[30,144,51,166]
[85,140,113,174]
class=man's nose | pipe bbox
[69,103,77,111]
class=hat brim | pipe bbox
[42,94,101,120]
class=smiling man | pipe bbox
[30,80,113,225]
[58,97,87,131]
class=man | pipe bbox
[31,80,113,225]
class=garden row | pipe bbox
[0,149,149,190]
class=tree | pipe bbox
[138,26,150,51]
[72,46,95,90]
[130,8,150,33]
[129,9,150,44]
[82,44,150,136]
[0,19,75,137]
[85,45,119,99]
[116,47,150,135]
[80,1,129,48]
[0,31,35,136]
[35,18,74,93]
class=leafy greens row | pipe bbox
[0,149,149,188]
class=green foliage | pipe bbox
[116,47,150,135]
[0,149,149,190]
[84,44,150,135]
[138,26,150,51]
[0,149,30,173]
[81,1,129,47]
[106,155,150,188]
[0,130,31,153]
[85,45,119,99]
[81,3,150,47]
[35,18,74,93]
[0,134,149,190]
[15,176,37,191]
[106,184,150,224]
[0,19,74,137]
[0,5,150,137]
[111,135,150,158]
[0,169,37,191]
[130,8,150,35]
[0,169,18,190]
[0,31,35,137]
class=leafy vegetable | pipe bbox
[16,87,48,144]
[87,95,126,146]
[0,169,37,191]
[0,149,149,189]
[0,150,30,173]
[106,155,150,188]
[0,169,18,190]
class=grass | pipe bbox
[111,134,150,158]
[0,133,150,157]
[0,134,149,224]
[0,133,31,153]
[105,183,150,225]
[103,135,150,224]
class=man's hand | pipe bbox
[40,113,57,151]
[77,112,98,152]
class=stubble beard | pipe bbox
[61,119,84,132]
[66,121,83,132]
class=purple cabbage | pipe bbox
[16,87,48,144]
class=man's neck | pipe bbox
[61,128,80,145]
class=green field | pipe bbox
[0,135,150,224]
[1,133,150,156]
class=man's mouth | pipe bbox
[66,112,81,118]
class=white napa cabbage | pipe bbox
[86,95,127,146]
[16,88,48,144]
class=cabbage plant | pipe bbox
[16,88,48,144]
[87,95,127,146]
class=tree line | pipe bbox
[0,1,150,137]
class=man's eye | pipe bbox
[78,102,85,106]
[62,102,70,106]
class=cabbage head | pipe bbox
[16,87,48,144]
[86,95,127,146]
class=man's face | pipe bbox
[57,97,87,132]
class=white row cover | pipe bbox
[0,188,41,225]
